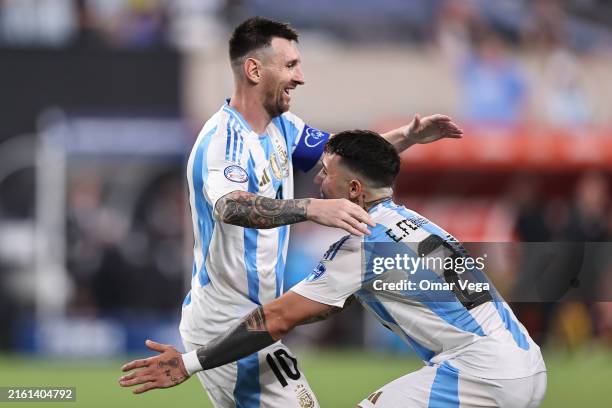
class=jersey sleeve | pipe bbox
[278,112,330,173]
[290,235,362,308]
[196,124,250,215]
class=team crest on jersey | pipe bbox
[269,154,283,180]
[224,165,248,183]
[270,132,289,176]
[303,125,327,148]
[294,384,315,408]
[306,261,327,282]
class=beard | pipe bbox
[262,88,289,118]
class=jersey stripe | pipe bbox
[233,353,261,407]
[232,124,239,162]
[238,131,244,162]
[244,153,260,304]
[428,362,460,408]
[225,120,232,161]
[362,296,436,363]
[376,205,486,336]
[493,300,530,350]
[275,226,288,297]
[193,126,217,287]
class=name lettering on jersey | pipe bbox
[224,165,248,183]
[385,216,429,242]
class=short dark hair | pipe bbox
[229,17,299,64]
[324,130,400,188]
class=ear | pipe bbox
[244,57,262,84]
[348,179,363,200]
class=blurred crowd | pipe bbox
[434,0,604,126]
[1,0,611,51]
[2,0,610,127]
[510,172,612,348]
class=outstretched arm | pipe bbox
[215,190,375,236]
[118,292,339,394]
[382,114,463,153]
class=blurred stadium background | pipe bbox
[0,0,611,406]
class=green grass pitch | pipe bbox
[0,349,610,407]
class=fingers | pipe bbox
[428,114,451,122]
[435,119,464,139]
[119,372,156,388]
[337,201,376,236]
[337,220,366,237]
[145,339,168,353]
[122,357,153,372]
[133,381,161,395]
[346,208,375,229]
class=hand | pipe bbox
[307,198,375,236]
[405,114,463,144]
[119,340,189,394]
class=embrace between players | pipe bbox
[119,17,546,408]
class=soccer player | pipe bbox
[120,130,546,407]
[121,16,462,407]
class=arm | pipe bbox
[381,114,463,153]
[215,190,375,236]
[118,292,339,394]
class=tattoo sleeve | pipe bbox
[196,307,275,370]
[215,191,310,228]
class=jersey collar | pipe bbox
[367,197,394,214]
[223,98,253,133]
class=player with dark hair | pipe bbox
[121,130,546,407]
[120,16,462,407]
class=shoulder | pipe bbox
[194,111,246,152]
[279,111,304,125]
[323,234,360,260]
[274,112,305,134]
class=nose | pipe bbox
[313,171,323,185]
[294,65,305,85]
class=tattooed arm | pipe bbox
[119,292,341,393]
[215,190,375,236]
[185,292,340,374]
[215,190,310,228]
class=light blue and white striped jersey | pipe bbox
[292,199,546,380]
[180,100,329,344]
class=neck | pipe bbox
[230,86,271,134]
[356,187,393,212]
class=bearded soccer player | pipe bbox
[121,130,546,407]
[120,16,463,407]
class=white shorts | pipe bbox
[359,362,547,408]
[183,339,320,408]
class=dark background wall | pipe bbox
[0,47,181,142]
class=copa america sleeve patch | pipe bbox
[224,165,248,183]
[293,125,330,172]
